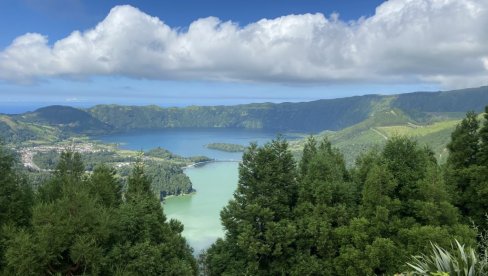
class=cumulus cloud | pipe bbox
[1,0,487,88]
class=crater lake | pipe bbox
[96,128,299,252]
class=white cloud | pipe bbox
[1,0,488,88]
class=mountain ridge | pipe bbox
[1,86,487,144]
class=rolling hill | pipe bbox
[1,86,487,163]
[86,86,487,133]
[14,105,113,135]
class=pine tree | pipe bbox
[298,136,317,178]
[293,138,356,274]
[478,106,488,165]
[4,151,111,275]
[205,138,298,275]
[37,150,85,203]
[125,159,153,201]
[447,111,480,168]
[445,110,488,229]
[108,160,197,275]
[0,144,33,270]
[87,164,122,208]
[335,137,475,275]
[55,150,85,179]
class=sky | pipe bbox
[0,0,487,111]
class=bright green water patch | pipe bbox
[163,161,239,253]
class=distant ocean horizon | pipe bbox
[0,104,43,114]
[0,96,326,115]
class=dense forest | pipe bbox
[201,107,488,275]
[0,149,197,275]
[206,143,247,152]
[31,148,199,200]
[1,107,488,275]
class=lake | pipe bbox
[164,162,239,253]
[96,128,293,253]
[96,128,284,160]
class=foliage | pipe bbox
[206,143,246,152]
[204,135,477,275]
[1,147,197,275]
[33,148,195,200]
[145,147,212,164]
[0,143,33,269]
[118,160,194,200]
[407,240,486,275]
[445,110,488,230]
[204,138,298,275]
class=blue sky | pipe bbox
[0,0,487,111]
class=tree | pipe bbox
[478,106,488,165]
[446,111,479,169]
[108,160,197,275]
[205,138,298,275]
[4,151,197,275]
[335,137,475,274]
[55,150,85,179]
[4,151,112,275]
[87,164,122,208]
[445,110,488,229]
[37,150,85,203]
[0,143,33,270]
[293,138,356,274]
[125,159,153,201]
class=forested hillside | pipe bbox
[32,149,196,200]
[2,86,487,142]
[87,86,488,133]
[17,105,113,134]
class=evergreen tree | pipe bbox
[4,151,196,275]
[479,106,488,165]
[446,111,479,168]
[37,150,85,203]
[298,136,317,178]
[445,110,488,229]
[88,164,122,208]
[0,144,33,271]
[125,159,153,201]
[4,151,112,275]
[108,160,197,275]
[55,150,84,179]
[335,137,475,274]
[205,138,298,275]
[293,138,356,274]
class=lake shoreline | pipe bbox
[182,159,241,170]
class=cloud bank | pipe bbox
[1,0,487,88]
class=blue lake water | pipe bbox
[95,128,298,253]
[95,128,293,160]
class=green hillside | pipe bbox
[290,110,463,165]
[0,114,63,144]
[87,86,487,133]
[16,105,112,134]
[87,95,376,133]
[2,86,487,154]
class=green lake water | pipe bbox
[95,128,298,252]
[164,161,239,253]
